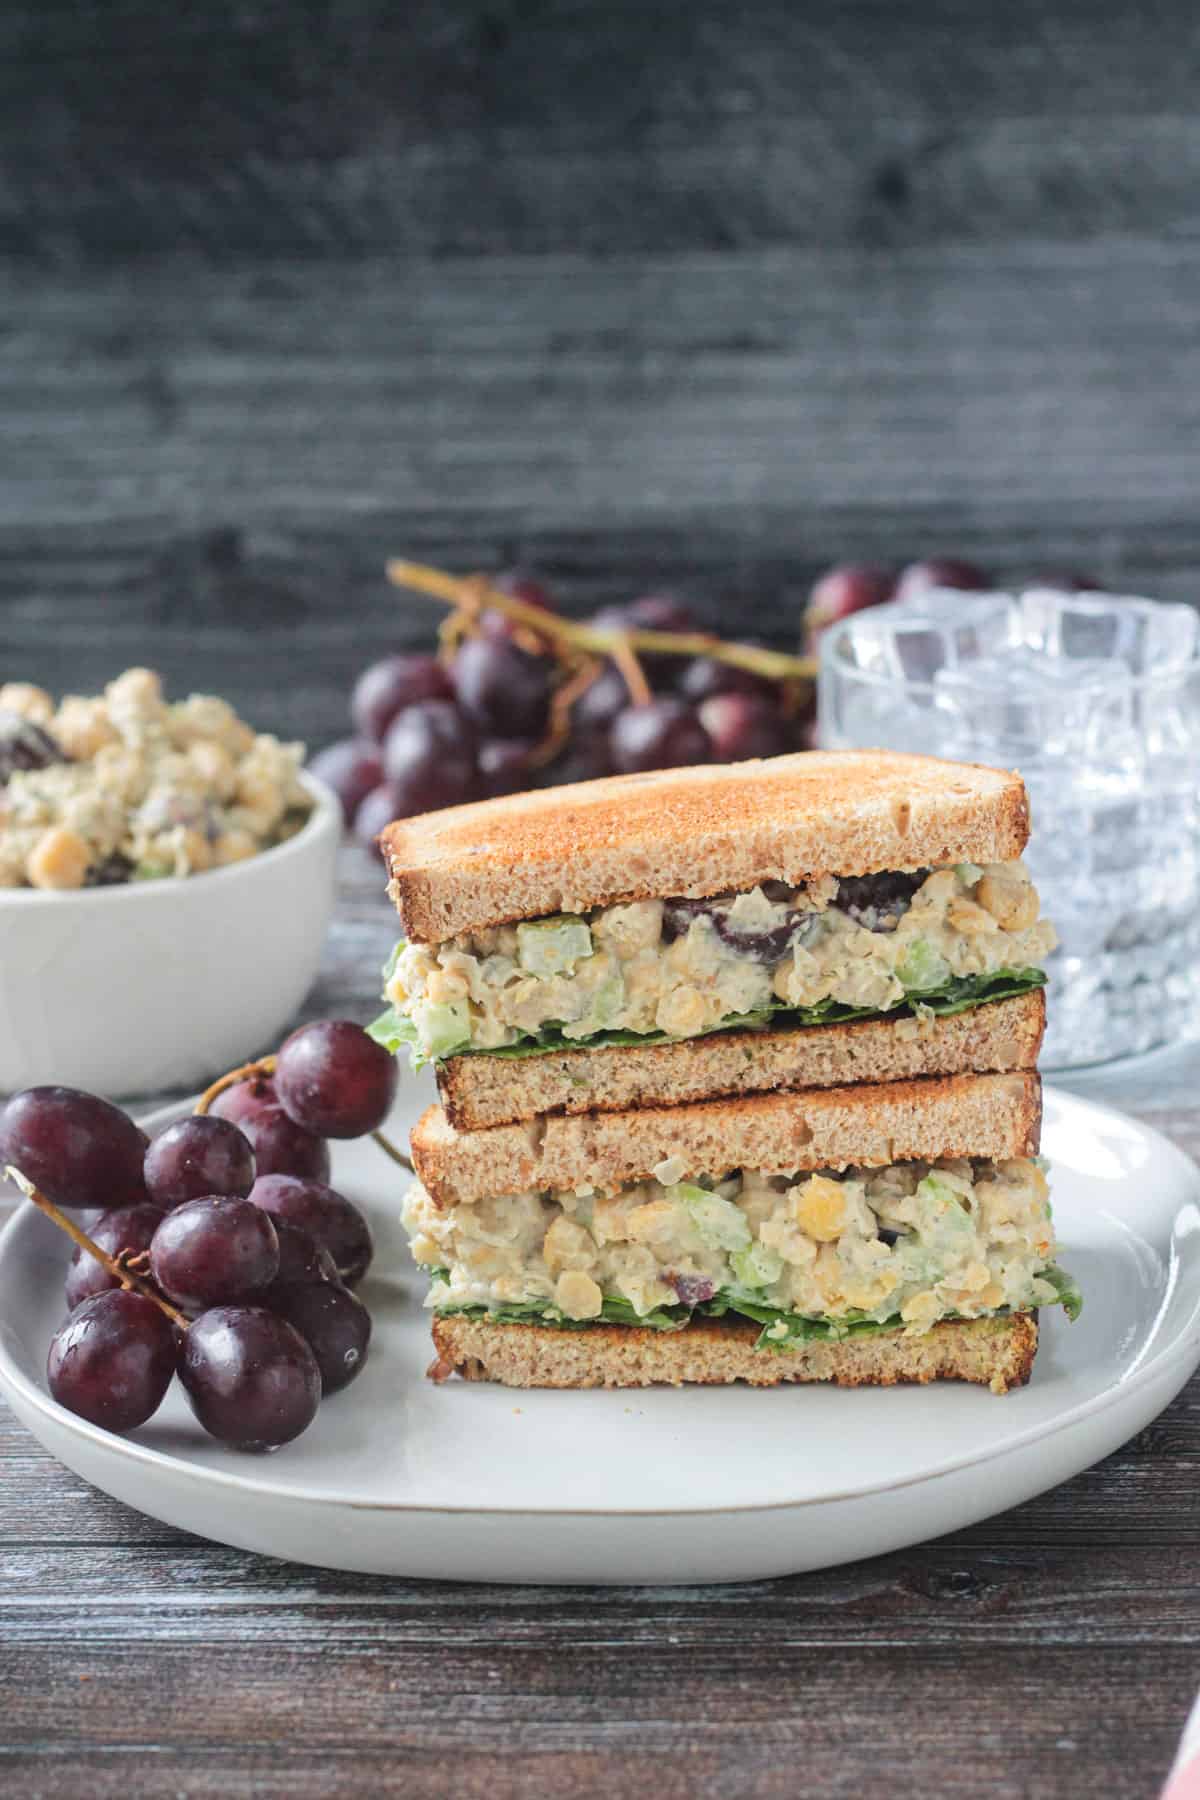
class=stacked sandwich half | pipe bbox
[373,750,1080,1393]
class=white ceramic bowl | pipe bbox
[0,773,340,1099]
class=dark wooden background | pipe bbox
[5,1,1200,748]
[4,3,1200,1793]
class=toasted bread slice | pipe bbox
[410,1070,1042,1208]
[437,989,1046,1131]
[382,750,1029,942]
[429,1311,1039,1394]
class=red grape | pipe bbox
[274,1019,398,1139]
[482,570,557,646]
[267,1282,371,1395]
[0,1086,146,1212]
[352,654,453,744]
[64,1202,166,1311]
[479,738,534,797]
[248,1173,373,1287]
[209,1073,275,1131]
[0,713,66,784]
[383,699,480,817]
[180,1305,321,1450]
[590,594,697,682]
[894,558,991,600]
[610,699,710,775]
[210,1078,331,1183]
[268,1219,338,1290]
[48,1290,177,1432]
[452,636,551,740]
[493,569,554,611]
[573,663,630,733]
[592,593,697,637]
[307,738,384,827]
[354,783,401,856]
[699,694,791,761]
[150,1197,280,1312]
[144,1115,256,1210]
[240,1106,330,1183]
[676,656,776,703]
[551,728,614,786]
[804,564,897,652]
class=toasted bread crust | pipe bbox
[437,990,1046,1131]
[429,1311,1039,1393]
[411,1070,1042,1208]
[382,750,1030,942]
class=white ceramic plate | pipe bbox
[1,1083,1198,1585]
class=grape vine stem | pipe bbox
[194,1057,414,1174]
[386,559,818,683]
[5,1166,191,1329]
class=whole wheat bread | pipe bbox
[382,750,1030,941]
[410,1070,1042,1208]
[437,989,1046,1131]
[429,1311,1038,1394]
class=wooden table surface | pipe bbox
[6,1,1200,1790]
[0,845,1198,1798]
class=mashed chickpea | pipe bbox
[0,670,310,890]
[403,1154,1069,1336]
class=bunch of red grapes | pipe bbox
[0,1020,398,1452]
[310,573,814,849]
[312,557,1106,844]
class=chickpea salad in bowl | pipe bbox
[0,670,311,891]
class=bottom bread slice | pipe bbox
[429,1311,1038,1395]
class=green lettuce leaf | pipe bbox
[427,1261,1080,1351]
[371,961,1048,1070]
[427,1274,692,1333]
[1038,1262,1084,1323]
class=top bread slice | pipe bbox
[410,1070,1042,1208]
[381,750,1029,942]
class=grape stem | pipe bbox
[386,559,819,683]
[609,633,652,707]
[526,655,605,770]
[5,1166,191,1329]
[194,1055,414,1174]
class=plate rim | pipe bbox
[2,1083,1199,1520]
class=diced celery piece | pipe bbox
[730,1241,784,1289]
[516,915,593,976]
[587,972,626,1028]
[916,1173,972,1229]
[672,1182,752,1252]
[896,937,951,993]
[412,998,472,1058]
[955,862,983,886]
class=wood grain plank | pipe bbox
[4,1542,1200,1646]
[4,244,1200,749]
[3,1,1200,261]
[0,1642,1186,1798]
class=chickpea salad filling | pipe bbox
[403,1155,1080,1350]
[372,861,1056,1067]
[0,670,311,890]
